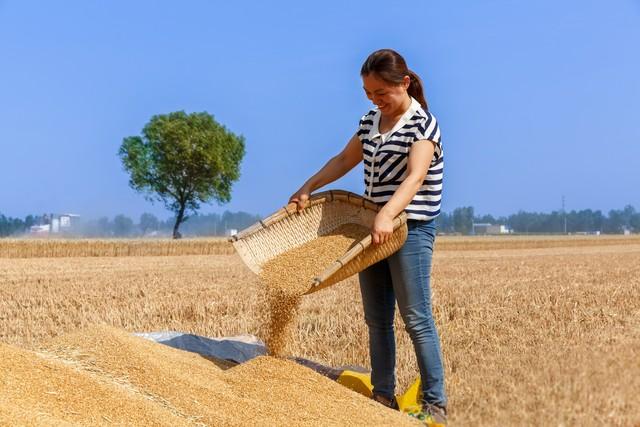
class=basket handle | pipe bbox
[307,213,407,293]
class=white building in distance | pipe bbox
[30,214,80,235]
[472,223,511,235]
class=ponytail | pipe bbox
[407,70,428,110]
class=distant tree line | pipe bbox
[2,205,639,237]
[435,205,640,235]
[0,211,261,238]
[0,214,40,237]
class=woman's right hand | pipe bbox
[289,186,312,212]
[286,134,362,213]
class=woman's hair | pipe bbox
[360,49,428,109]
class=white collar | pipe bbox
[371,97,421,139]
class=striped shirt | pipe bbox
[357,97,444,220]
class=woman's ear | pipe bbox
[403,75,411,90]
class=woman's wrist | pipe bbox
[378,206,396,220]
[302,180,315,194]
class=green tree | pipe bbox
[605,209,625,233]
[474,213,497,224]
[97,217,112,237]
[139,213,160,235]
[113,214,134,237]
[119,111,245,238]
[453,206,474,235]
[622,205,636,230]
[0,214,26,237]
[24,215,36,229]
[435,211,453,234]
[630,211,640,232]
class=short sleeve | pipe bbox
[413,112,443,160]
[356,110,375,143]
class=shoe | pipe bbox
[407,401,447,426]
[372,393,399,410]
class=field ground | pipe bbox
[1,235,639,426]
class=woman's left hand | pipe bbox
[371,210,394,245]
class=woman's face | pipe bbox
[362,73,410,116]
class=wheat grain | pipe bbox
[260,223,369,356]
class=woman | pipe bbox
[289,49,447,425]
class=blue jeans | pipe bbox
[358,219,447,407]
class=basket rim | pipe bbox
[229,189,385,242]
[229,189,408,294]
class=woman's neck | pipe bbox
[380,95,412,131]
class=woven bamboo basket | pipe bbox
[229,189,408,294]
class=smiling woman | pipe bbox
[288,48,448,425]
[361,53,428,114]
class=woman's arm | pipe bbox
[371,139,436,244]
[289,133,363,210]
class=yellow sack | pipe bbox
[336,370,444,427]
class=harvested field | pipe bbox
[4,234,639,258]
[1,236,639,426]
[434,234,640,251]
[0,238,232,258]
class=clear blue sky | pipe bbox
[1,1,639,220]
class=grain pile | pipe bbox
[260,223,369,356]
[0,325,418,426]
[0,339,184,425]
